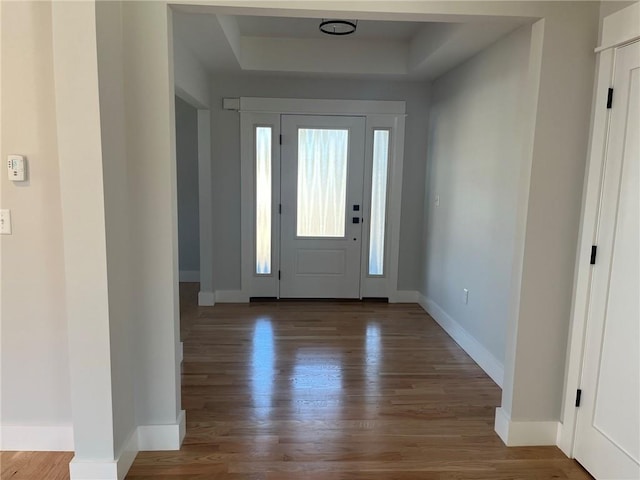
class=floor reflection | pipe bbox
[291,350,343,421]
[365,323,381,397]
[251,318,274,418]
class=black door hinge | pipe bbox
[279,203,282,214]
[607,88,613,109]
[575,389,582,407]
[279,134,283,145]
[278,270,281,280]
[590,245,598,265]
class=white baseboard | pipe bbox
[198,290,215,306]
[556,422,571,456]
[137,410,186,451]
[116,429,139,480]
[389,290,419,303]
[6,410,187,480]
[69,459,119,480]
[215,290,249,303]
[417,294,504,388]
[179,270,200,282]
[6,413,185,479]
[494,407,560,446]
[69,411,186,479]
[0,424,74,451]
[69,427,138,480]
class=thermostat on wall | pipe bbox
[7,155,27,182]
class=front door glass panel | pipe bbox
[296,128,349,238]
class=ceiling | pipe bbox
[172,10,528,81]
[235,16,427,41]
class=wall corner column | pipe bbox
[51,0,122,475]
[497,4,599,447]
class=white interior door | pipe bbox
[280,115,365,298]
[574,41,640,480]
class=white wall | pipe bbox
[121,1,182,430]
[598,1,637,42]
[175,96,200,276]
[174,38,210,109]
[0,1,72,447]
[52,0,120,461]
[95,0,137,456]
[501,5,599,428]
[209,74,430,292]
[421,26,531,370]
[172,25,213,299]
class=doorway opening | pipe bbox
[240,98,406,300]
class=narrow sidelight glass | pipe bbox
[369,130,390,276]
[256,126,272,274]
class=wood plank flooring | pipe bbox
[128,284,591,479]
[0,451,73,479]
[1,283,592,479]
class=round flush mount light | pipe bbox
[319,19,357,36]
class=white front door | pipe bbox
[574,41,640,480]
[280,115,366,298]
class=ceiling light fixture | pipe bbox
[319,19,357,36]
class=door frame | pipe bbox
[239,97,406,301]
[558,2,640,458]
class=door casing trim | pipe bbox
[239,97,406,301]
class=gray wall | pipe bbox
[421,25,531,364]
[175,96,200,274]
[210,74,430,291]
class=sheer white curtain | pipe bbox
[369,130,389,275]
[256,127,272,274]
[297,128,349,237]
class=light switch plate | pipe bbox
[0,209,12,234]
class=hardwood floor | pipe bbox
[0,451,73,479]
[1,283,592,479]
[128,284,591,479]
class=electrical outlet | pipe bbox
[463,288,469,305]
[0,209,12,235]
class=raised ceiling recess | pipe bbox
[172,7,528,80]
